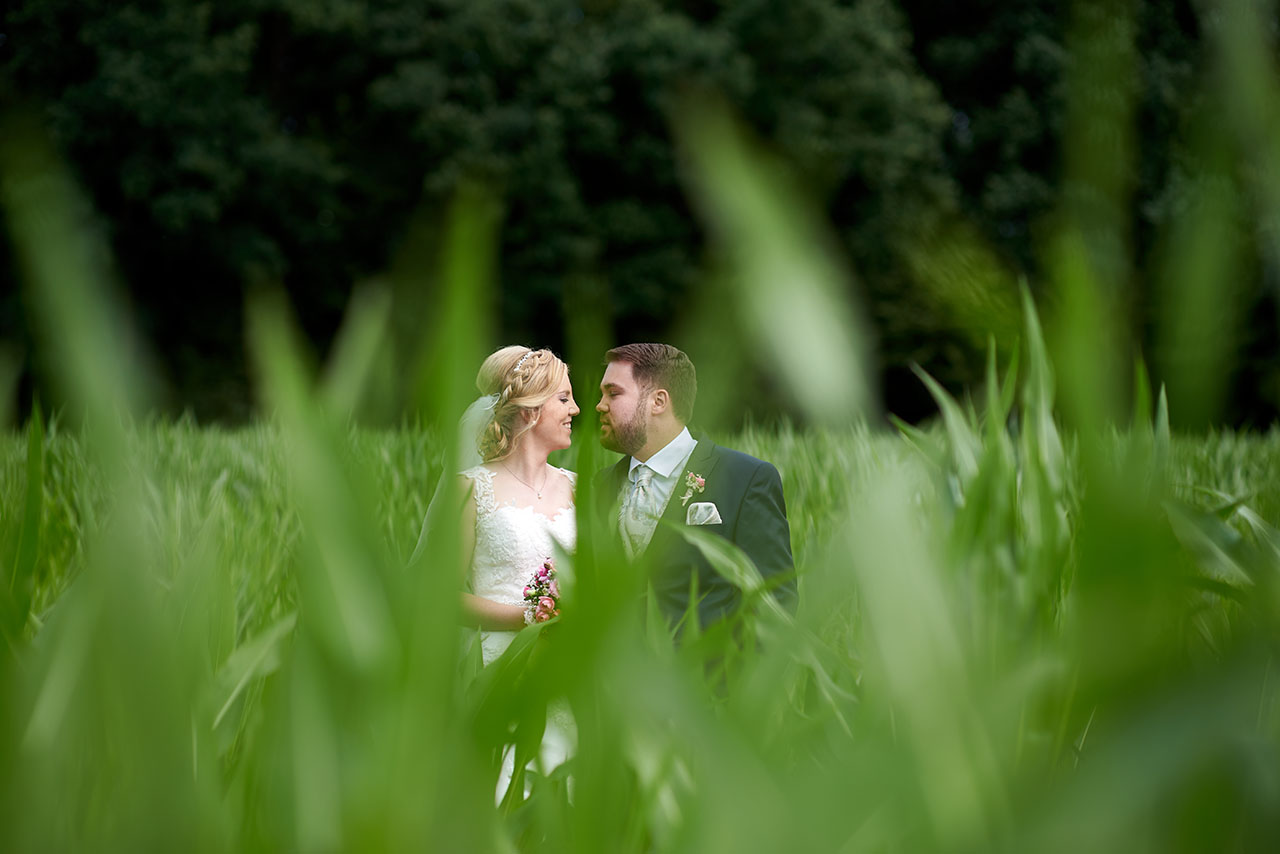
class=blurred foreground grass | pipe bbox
[1,409,1279,850]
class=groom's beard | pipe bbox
[602,409,647,457]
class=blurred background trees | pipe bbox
[2,0,1275,426]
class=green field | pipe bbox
[2,392,1279,851]
[7,417,1280,641]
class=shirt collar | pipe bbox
[629,427,696,479]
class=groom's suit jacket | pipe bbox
[594,433,796,630]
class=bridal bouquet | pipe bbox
[522,558,560,625]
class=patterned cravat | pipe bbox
[622,464,657,554]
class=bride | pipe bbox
[457,346,578,648]
[452,345,580,800]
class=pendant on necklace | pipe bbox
[504,462,546,500]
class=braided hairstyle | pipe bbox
[475,345,569,462]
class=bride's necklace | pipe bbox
[502,462,548,499]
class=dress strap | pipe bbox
[461,466,497,516]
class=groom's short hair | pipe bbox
[606,343,697,424]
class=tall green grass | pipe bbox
[3,399,1279,849]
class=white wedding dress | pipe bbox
[462,464,577,798]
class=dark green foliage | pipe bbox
[900,0,1071,269]
[5,0,1279,426]
[3,0,965,420]
[900,0,1280,425]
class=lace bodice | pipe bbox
[463,465,576,664]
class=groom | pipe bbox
[594,343,796,630]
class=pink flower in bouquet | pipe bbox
[523,557,561,625]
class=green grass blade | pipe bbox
[212,611,298,731]
[2,402,42,653]
[674,96,878,425]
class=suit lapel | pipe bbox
[653,436,721,542]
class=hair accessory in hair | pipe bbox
[513,349,535,373]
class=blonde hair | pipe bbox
[475,346,569,462]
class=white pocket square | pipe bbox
[686,502,722,526]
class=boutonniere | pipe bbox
[680,472,706,506]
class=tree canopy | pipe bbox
[2,0,1275,425]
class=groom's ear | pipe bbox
[650,388,670,415]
